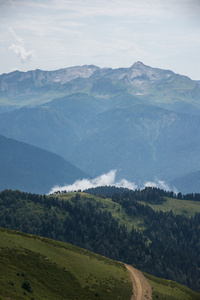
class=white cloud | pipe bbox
[48,169,137,194]
[143,179,178,193]
[9,43,35,63]
[10,67,18,72]
[8,26,35,64]
[49,170,179,195]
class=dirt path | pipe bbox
[125,264,152,300]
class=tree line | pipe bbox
[0,189,200,292]
[85,185,200,202]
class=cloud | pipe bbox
[9,43,35,63]
[51,0,170,19]
[8,26,35,63]
[10,67,18,72]
[143,179,178,193]
[48,169,137,194]
[48,170,179,195]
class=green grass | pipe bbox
[0,227,132,300]
[144,272,200,300]
[1,192,200,300]
[56,192,145,232]
[55,192,200,241]
[140,197,200,217]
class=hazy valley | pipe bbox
[1,62,200,193]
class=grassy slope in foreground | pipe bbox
[144,272,200,300]
[0,227,132,300]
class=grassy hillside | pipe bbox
[82,188,200,227]
[56,192,145,232]
[144,273,200,300]
[57,192,200,230]
[1,189,200,293]
[0,227,132,300]
[139,196,200,217]
[0,226,199,300]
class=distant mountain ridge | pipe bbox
[1,62,200,193]
[0,134,87,194]
[0,64,99,90]
[0,65,99,107]
[1,62,200,113]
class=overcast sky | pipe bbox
[0,0,200,79]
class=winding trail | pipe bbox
[125,264,152,300]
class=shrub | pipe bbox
[22,280,33,293]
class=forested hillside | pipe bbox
[0,188,200,292]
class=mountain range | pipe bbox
[1,62,200,193]
[0,135,87,194]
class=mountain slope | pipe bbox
[67,103,200,185]
[1,189,200,295]
[0,135,87,194]
[1,92,200,188]
[1,227,198,300]
[0,227,132,300]
[1,62,200,192]
[0,106,81,157]
[89,61,200,114]
[0,92,103,158]
[0,65,99,107]
[1,62,200,112]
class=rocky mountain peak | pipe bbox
[130,61,173,82]
[131,61,145,68]
[0,64,100,93]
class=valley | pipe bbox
[1,0,200,297]
[1,62,200,193]
[1,62,200,299]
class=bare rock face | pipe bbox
[129,61,173,81]
[0,65,99,94]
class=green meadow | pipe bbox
[144,272,200,300]
[56,192,200,234]
[56,192,145,231]
[140,197,200,217]
[0,227,132,300]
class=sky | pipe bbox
[0,0,200,79]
